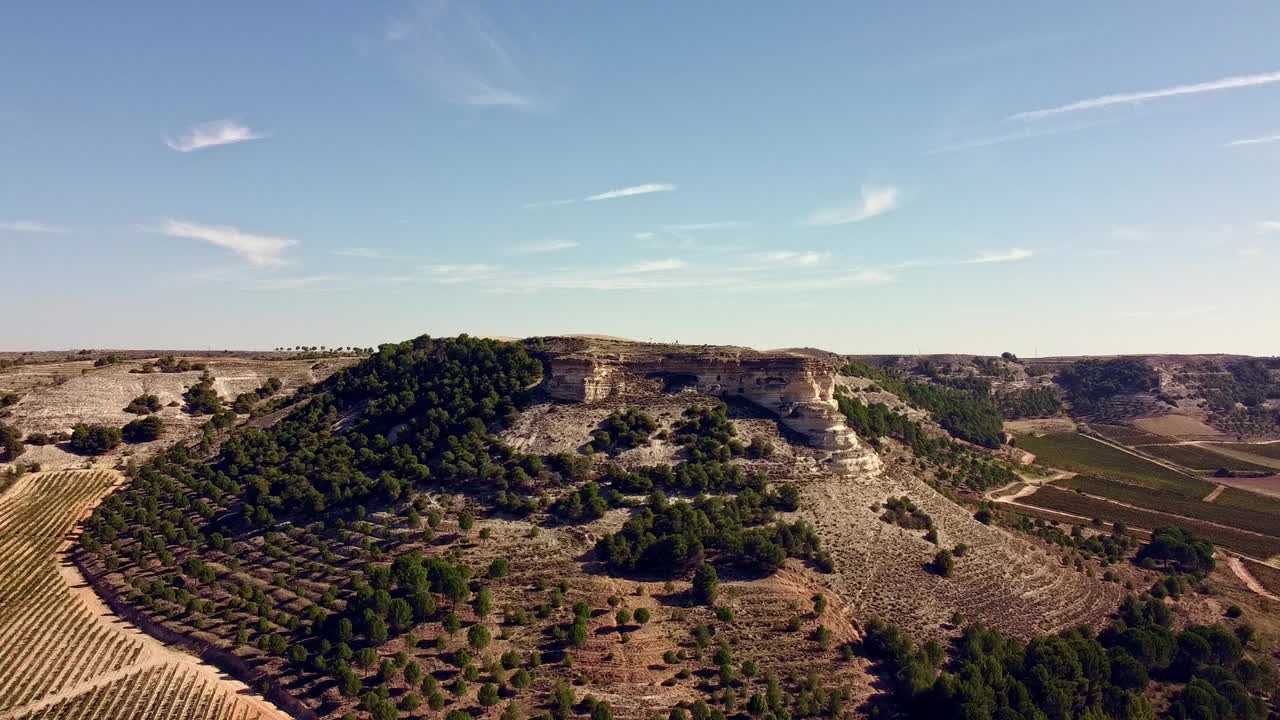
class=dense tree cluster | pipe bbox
[183,371,224,415]
[69,423,122,455]
[124,393,163,414]
[596,489,827,576]
[231,377,283,414]
[901,381,1004,448]
[841,363,1004,448]
[133,355,208,374]
[879,496,934,531]
[835,393,1017,492]
[667,401,748,462]
[80,336,547,718]
[590,408,658,452]
[0,420,24,461]
[207,336,543,515]
[996,387,1062,419]
[602,458,762,496]
[865,594,1275,720]
[1194,358,1280,412]
[122,415,164,443]
[1137,526,1216,576]
[1055,358,1160,410]
[548,481,613,523]
[1007,515,1137,564]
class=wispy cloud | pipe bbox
[333,247,384,259]
[1108,226,1152,241]
[165,120,265,152]
[1224,132,1280,147]
[157,219,296,267]
[925,121,1100,155]
[633,232,657,241]
[422,263,501,283]
[510,239,578,254]
[0,220,68,233]
[802,185,900,226]
[961,248,1036,264]
[521,198,577,209]
[887,247,1037,269]
[752,251,828,268]
[524,182,677,209]
[254,275,337,290]
[401,252,897,294]
[617,258,686,274]
[585,183,677,202]
[1257,221,1280,234]
[1009,69,1280,121]
[375,0,548,110]
[661,221,750,232]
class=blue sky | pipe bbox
[2,2,1278,354]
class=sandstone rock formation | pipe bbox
[539,339,882,475]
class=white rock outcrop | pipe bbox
[545,348,882,476]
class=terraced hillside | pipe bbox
[0,470,283,720]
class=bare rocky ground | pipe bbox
[1,355,359,474]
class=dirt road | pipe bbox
[1227,557,1279,602]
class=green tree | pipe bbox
[468,623,492,650]
[930,549,954,577]
[69,424,121,455]
[692,563,719,605]
[0,422,24,461]
[122,416,163,443]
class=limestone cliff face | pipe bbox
[544,344,882,475]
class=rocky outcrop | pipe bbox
[543,343,882,475]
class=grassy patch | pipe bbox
[1140,444,1276,473]
[1021,486,1280,560]
[1016,432,1210,495]
[1060,476,1280,538]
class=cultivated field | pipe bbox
[1015,432,1210,494]
[1020,485,1280,561]
[1058,475,1280,538]
[1137,443,1277,473]
[1210,442,1280,461]
[0,470,284,720]
[1088,424,1169,446]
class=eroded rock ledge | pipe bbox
[536,338,882,476]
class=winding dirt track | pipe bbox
[1227,557,1280,603]
[0,470,289,720]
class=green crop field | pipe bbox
[1207,442,1280,462]
[1021,486,1280,560]
[1017,431,1212,495]
[1215,486,1280,517]
[1060,475,1280,538]
[1140,443,1277,473]
[1091,424,1169,446]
